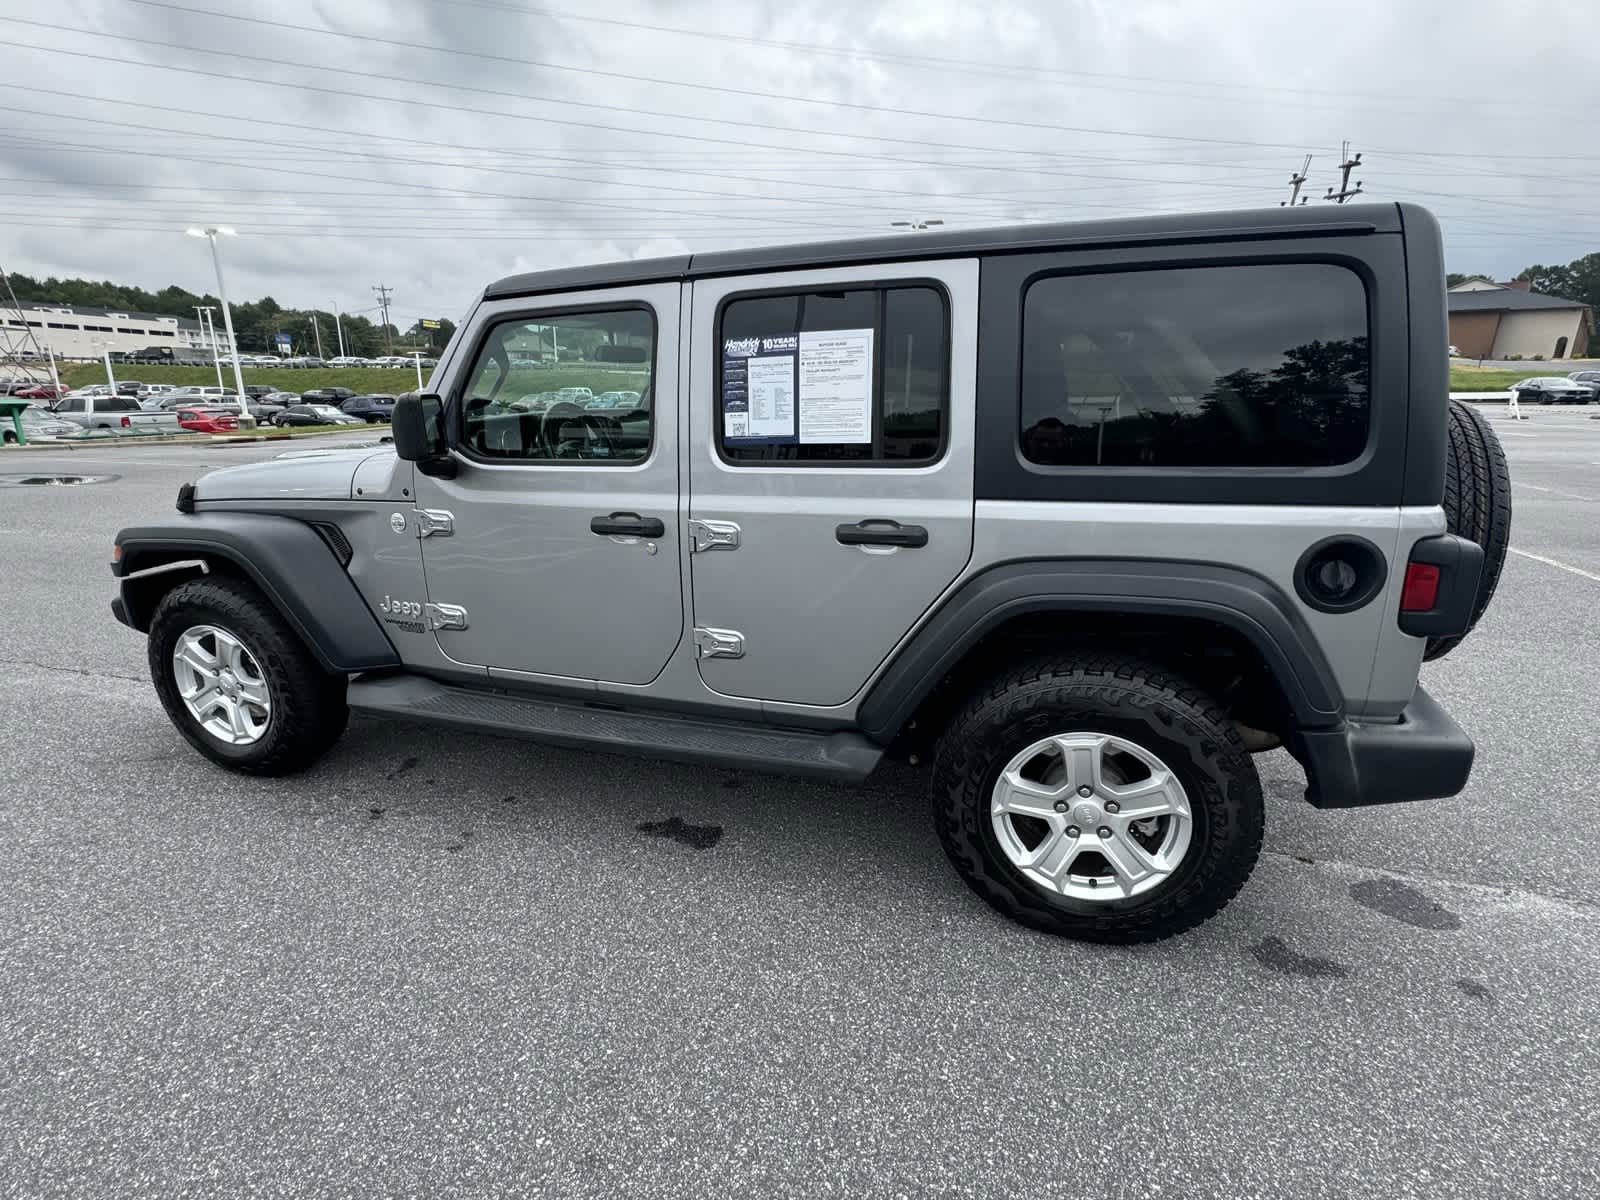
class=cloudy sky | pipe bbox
[1,0,1595,324]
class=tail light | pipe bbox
[120,416,130,427]
[1399,562,1441,612]
[1397,536,1484,637]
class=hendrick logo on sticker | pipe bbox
[724,335,799,357]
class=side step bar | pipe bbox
[347,674,883,783]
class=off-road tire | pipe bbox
[147,575,348,775]
[1426,399,1511,660]
[932,655,1264,944]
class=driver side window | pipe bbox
[460,306,655,463]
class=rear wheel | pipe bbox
[147,576,348,775]
[1426,399,1512,660]
[932,655,1264,943]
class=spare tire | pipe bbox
[1424,399,1511,660]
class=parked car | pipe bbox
[325,356,366,367]
[3,405,78,444]
[121,409,182,433]
[243,385,276,400]
[175,408,241,434]
[339,394,397,423]
[159,387,240,408]
[110,202,1508,945]
[1509,376,1595,404]
[587,390,642,410]
[12,383,68,401]
[275,403,363,427]
[1567,370,1600,388]
[52,393,143,429]
[301,387,357,405]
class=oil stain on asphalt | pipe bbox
[1350,877,1463,931]
[1250,936,1353,979]
[637,816,724,850]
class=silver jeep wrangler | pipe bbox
[112,203,1510,943]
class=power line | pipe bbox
[126,0,1589,126]
[0,22,1458,164]
[0,98,1277,217]
[414,0,1592,117]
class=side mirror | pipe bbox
[392,393,455,477]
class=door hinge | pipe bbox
[425,602,469,631]
[688,519,741,553]
[693,626,745,659]
[416,509,454,538]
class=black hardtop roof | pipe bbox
[486,203,1407,301]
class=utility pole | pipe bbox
[1281,155,1312,207]
[372,284,394,355]
[331,301,346,358]
[1324,142,1364,204]
[309,313,324,359]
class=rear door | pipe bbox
[686,260,977,708]
[412,283,682,685]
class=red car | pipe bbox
[175,408,240,433]
[13,384,66,401]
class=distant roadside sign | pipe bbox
[420,319,441,330]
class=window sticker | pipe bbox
[798,328,873,444]
[723,334,797,442]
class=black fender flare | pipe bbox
[112,512,400,673]
[857,559,1346,743]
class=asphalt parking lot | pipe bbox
[2,412,1598,1199]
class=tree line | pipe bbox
[5,272,456,356]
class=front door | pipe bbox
[412,283,682,685]
[686,260,978,708]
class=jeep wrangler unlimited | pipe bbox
[111,203,1509,943]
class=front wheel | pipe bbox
[932,656,1264,944]
[147,575,348,775]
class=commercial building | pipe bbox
[2,303,236,361]
[1446,280,1591,360]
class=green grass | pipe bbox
[56,358,1578,398]
[1447,364,1579,390]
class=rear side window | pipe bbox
[1020,263,1370,468]
[717,285,947,464]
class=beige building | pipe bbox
[1446,281,1591,360]
[3,303,235,361]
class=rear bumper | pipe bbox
[1295,686,1474,809]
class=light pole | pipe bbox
[43,342,61,397]
[332,302,346,358]
[412,351,424,391]
[94,339,118,391]
[891,218,945,232]
[186,226,248,402]
[196,305,224,389]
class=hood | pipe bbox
[193,445,396,502]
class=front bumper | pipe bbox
[1295,686,1474,809]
